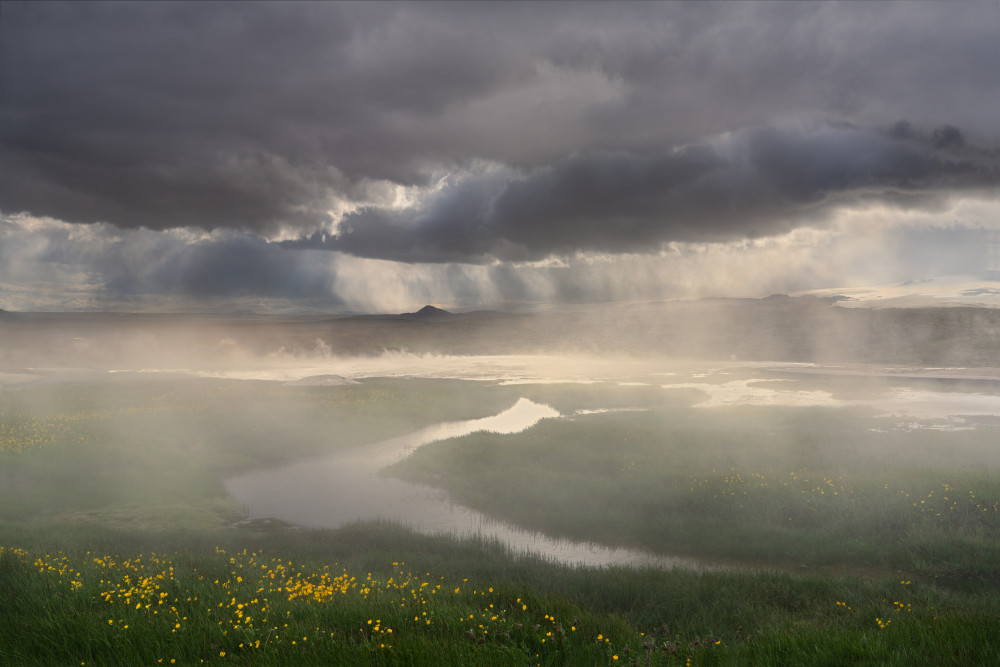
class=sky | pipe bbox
[1,1,998,313]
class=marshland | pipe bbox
[3,304,1000,665]
[4,2,1000,664]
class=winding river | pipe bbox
[225,398,702,569]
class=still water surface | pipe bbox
[226,398,702,569]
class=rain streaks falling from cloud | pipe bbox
[1,1,998,311]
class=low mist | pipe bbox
[5,296,1000,373]
[5,297,1000,664]
[4,298,1000,545]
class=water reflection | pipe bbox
[226,398,700,569]
[670,379,841,408]
[667,376,1000,425]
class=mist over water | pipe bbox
[106,352,1000,425]
[226,398,697,568]
[5,307,1000,569]
[117,352,678,385]
[209,350,1000,565]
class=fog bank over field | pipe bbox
[4,297,1000,378]
[7,297,1000,435]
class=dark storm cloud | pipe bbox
[0,1,560,232]
[304,123,998,262]
[2,1,998,253]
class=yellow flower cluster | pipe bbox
[0,546,28,557]
[685,467,1000,523]
[0,398,196,453]
[904,483,1000,517]
[6,545,717,663]
[33,552,84,590]
[0,412,95,452]
[687,468,853,502]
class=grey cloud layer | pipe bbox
[0,219,339,303]
[4,213,994,312]
[2,1,998,259]
[311,124,997,262]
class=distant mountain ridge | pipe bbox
[404,305,453,319]
[397,305,503,320]
[6,296,1000,367]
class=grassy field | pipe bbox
[389,403,1000,583]
[0,377,519,523]
[2,376,1000,664]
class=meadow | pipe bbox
[2,374,999,664]
[389,400,1000,583]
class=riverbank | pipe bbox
[3,372,999,663]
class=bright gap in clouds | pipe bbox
[3,194,999,313]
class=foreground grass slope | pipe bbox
[4,522,1000,666]
[2,376,999,664]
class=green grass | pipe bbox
[388,406,1000,583]
[3,521,1000,665]
[2,376,1000,664]
[0,378,520,522]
